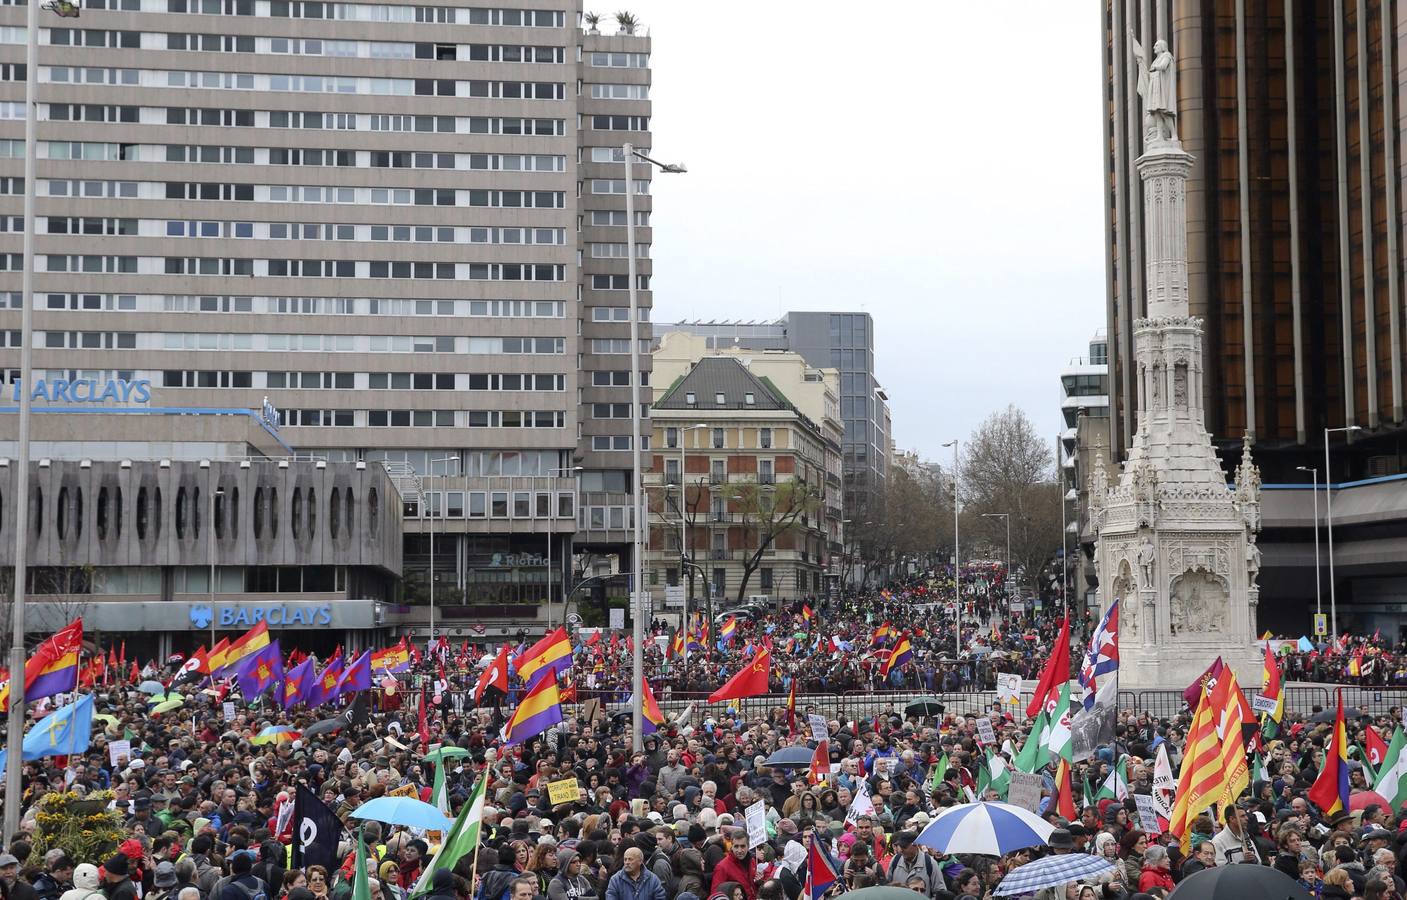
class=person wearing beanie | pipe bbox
[547,850,595,900]
[424,870,457,900]
[100,856,136,900]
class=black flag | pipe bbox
[291,784,341,871]
[340,692,369,729]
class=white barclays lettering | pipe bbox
[218,604,333,627]
[12,378,151,404]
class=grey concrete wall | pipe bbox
[0,459,401,572]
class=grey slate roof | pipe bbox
[655,357,790,411]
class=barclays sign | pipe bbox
[13,377,151,404]
[188,603,335,629]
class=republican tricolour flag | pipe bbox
[1308,690,1351,817]
[881,633,913,678]
[515,626,573,684]
[504,669,564,744]
[0,618,82,712]
[637,678,667,734]
[210,621,270,676]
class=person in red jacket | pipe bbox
[1138,845,1175,893]
[710,832,759,900]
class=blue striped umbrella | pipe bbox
[915,801,1055,856]
[994,854,1114,896]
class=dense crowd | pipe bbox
[3,579,1407,900]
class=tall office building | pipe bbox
[0,1,654,630]
[658,312,891,520]
[1101,1,1407,633]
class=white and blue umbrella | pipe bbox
[915,801,1054,856]
[349,796,451,832]
[994,854,1114,896]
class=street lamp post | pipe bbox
[1323,426,1362,643]
[546,466,583,629]
[622,142,685,751]
[428,455,458,648]
[1296,466,1322,633]
[943,439,960,658]
[676,424,706,665]
[982,512,1010,613]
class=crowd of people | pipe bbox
[3,578,1407,900]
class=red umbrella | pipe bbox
[1350,790,1390,812]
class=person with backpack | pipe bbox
[210,854,267,900]
[478,846,520,900]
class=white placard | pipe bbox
[222,701,236,722]
[995,673,1021,706]
[609,608,625,630]
[872,756,895,779]
[744,799,768,849]
[108,739,131,767]
[808,714,829,744]
[1006,771,1043,813]
[976,717,997,745]
[1251,694,1279,714]
[1134,793,1161,833]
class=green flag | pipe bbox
[1013,709,1049,774]
[929,753,948,794]
[411,774,488,898]
[1083,773,1096,809]
[987,750,1010,800]
[1354,745,1378,785]
[1095,756,1128,801]
[1251,751,1270,784]
[352,828,371,900]
[1374,726,1407,810]
[1040,683,1074,764]
[977,761,990,799]
[431,761,449,817]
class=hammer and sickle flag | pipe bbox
[707,647,771,704]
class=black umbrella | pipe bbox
[904,697,945,717]
[303,716,344,738]
[1169,863,1311,899]
[1311,706,1365,723]
[763,746,817,768]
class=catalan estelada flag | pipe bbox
[516,626,573,684]
[210,621,269,676]
[0,618,83,712]
[1309,689,1351,817]
[504,669,563,744]
[639,679,666,734]
[881,633,913,678]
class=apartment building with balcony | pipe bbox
[644,348,843,609]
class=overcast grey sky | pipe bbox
[630,1,1107,462]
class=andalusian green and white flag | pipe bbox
[928,753,948,794]
[1013,708,1050,774]
[1252,751,1271,784]
[411,774,488,898]
[986,749,1009,799]
[1040,683,1074,764]
[351,828,371,900]
[1373,726,1407,810]
[1095,755,1129,802]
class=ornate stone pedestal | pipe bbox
[1092,139,1263,690]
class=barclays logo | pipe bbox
[189,605,214,629]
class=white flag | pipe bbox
[845,780,875,827]
[1152,744,1175,821]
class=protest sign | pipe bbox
[1006,771,1043,812]
[745,800,768,848]
[547,777,581,806]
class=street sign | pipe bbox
[566,613,582,626]
[1314,613,1328,637]
[665,585,685,608]
[609,608,624,630]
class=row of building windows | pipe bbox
[29,255,571,282]
[265,409,569,428]
[149,220,568,246]
[138,333,569,354]
[32,104,573,135]
[154,370,578,392]
[33,294,568,320]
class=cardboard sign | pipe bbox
[1134,793,1161,833]
[222,701,236,722]
[744,799,768,849]
[108,739,131,767]
[547,777,581,806]
[808,714,829,744]
[976,717,997,745]
[387,783,418,798]
[1251,694,1279,715]
[1006,771,1043,813]
[995,673,1021,706]
[581,698,603,724]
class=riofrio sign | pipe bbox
[189,603,335,629]
[12,377,152,404]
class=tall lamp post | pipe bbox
[675,424,706,664]
[943,439,960,658]
[546,465,582,629]
[981,512,1010,612]
[5,0,68,843]
[1323,426,1362,643]
[622,142,686,750]
[428,455,458,647]
[1296,466,1322,634]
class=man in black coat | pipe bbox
[99,856,137,900]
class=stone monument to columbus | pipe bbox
[1092,17,1263,689]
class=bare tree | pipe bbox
[727,477,821,603]
[959,404,1062,594]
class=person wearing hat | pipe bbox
[148,864,179,900]
[885,832,944,897]
[0,853,37,900]
[101,856,137,900]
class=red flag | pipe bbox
[1025,614,1070,718]
[474,644,510,704]
[409,641,422,665]
[808,740,830,785]
[1367,725,1389,768]
[707,648,770,704]
[1183,657,1225,707]
[128,661,139,684]
[1054,758,1077,820]
[119,641,126,669]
